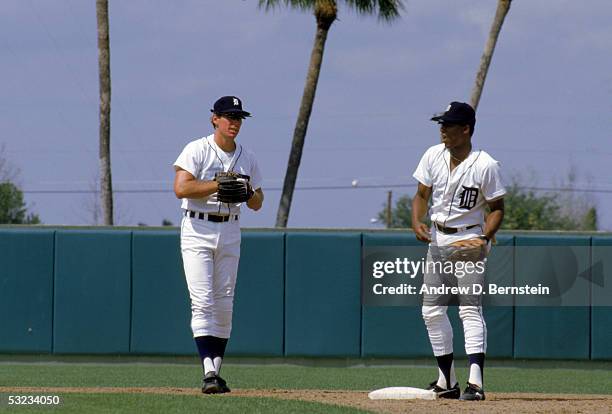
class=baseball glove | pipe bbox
[447,238,489,262]
[215,172,254,203]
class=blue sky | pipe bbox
[1,0,611,229]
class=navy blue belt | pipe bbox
[184,210,238,222]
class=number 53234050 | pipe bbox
[6,395,62,405]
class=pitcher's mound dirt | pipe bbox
[2,386,611,413]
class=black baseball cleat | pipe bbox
[459,382,486,401]
[426,381,461,399]
[202,372,222,394]
[217,375,231,393]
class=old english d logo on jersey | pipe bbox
[458,186,479,209]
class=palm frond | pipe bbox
[343,0,404,21]
[259,0,404,20]
[376,0,404,21]
[258,0,318,13]
[343,0,374,14]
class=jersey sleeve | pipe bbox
[173,141,202,178]
[412,148,433,187]
[481,160,507,201]
[249,154,263,190]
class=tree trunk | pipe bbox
[470,0,512,111]
[96,0,113,225]
[275,4,336,227]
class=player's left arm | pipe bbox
[247,188,264,211]
[481,158,506,242]
[483,197,504,241]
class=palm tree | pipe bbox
[470,0,512,111]
[96,0,113,225]
[259,0,404,227]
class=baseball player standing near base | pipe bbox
[411,102,506,401]
[173,96,263,394]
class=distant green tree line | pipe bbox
[0,146,41,224]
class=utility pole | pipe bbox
[386,190,392,228]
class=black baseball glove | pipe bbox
[215,172,254,203]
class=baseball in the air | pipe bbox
[351,179,359,187]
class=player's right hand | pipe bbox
[412,221,431,243]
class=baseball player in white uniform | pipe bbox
[173,96,263,394]
[412,101,506,401]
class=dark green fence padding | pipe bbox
[285,232,362,357]
[513,236,590,360]
[53,230,132,354]
[0,229,54,353]
[131,230,193,355]
[0,228,610,360]
[480,234,514,358]
[228,232,285,356]
[361,233,430,357]
[591,236,612,360]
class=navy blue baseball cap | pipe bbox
[431,101,475,125]
[211,96,252,117]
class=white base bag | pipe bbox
[368,387,437,400]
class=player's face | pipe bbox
[439,123,470,149]
[214,114,243,139]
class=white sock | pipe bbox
[203,357,216,375]
[469,363,483,388]
[436,362,457,389]
[213,356,223,375]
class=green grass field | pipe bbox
[1,359,611,413]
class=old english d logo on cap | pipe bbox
[431,101,475,125]
[211,96,252,117]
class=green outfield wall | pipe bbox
[0,228,610,360]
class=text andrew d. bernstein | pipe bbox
[372,283,550,296]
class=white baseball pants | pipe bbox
[180,215,241,339]
[422,245,488,356]
[422,305,487,356]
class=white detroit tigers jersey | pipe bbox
[413,143,506,230]
[174,134,262,215]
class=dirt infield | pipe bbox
[2,387,611,413]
